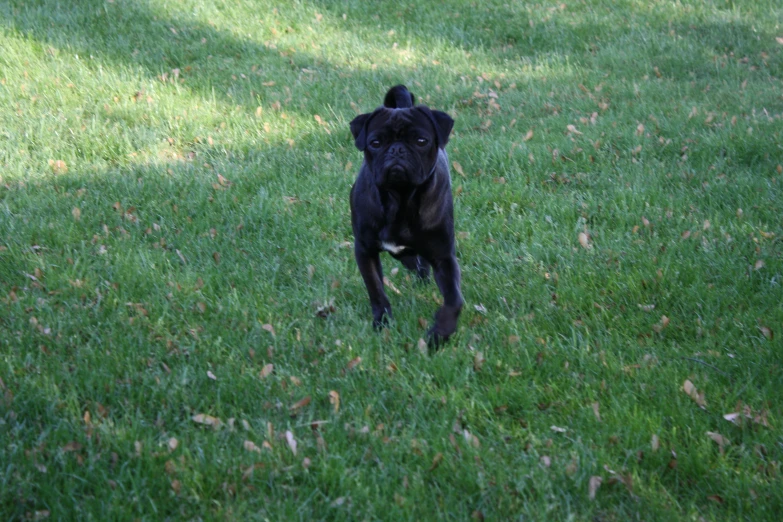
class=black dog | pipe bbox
[349,85,463,345]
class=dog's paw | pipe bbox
[372,308,392,330]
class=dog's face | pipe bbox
[350,106,453,188]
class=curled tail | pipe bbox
[383,85,415,108]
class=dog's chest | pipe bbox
[379,224,414,255]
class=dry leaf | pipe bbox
[285,430,297,455]
[540,455,551,467]
[259,364,273,379]
[207,370,217,380]
[243,440,261,453]
[261,323,275,336]
[706,431,730,449]
[72,207,81,221]
[192,413,221,428]
[428,452,444,471]
[567,124,582,135]
[682,379,707,409]
[754,260,765,270]
[578,232,591,249]
[451,161,465,177]
[759,325,773,340]
[550,425,567,433]
[167,437,178,452]
[523,129,534,141]
[589,476,603,500]
[289,396,311,411]
[49,159,68,174]
[329,390,340,413]
[591,402,601,421]
[346,357,362,371]
[473,351,485,371]
[171,479,181,494]
[651,434,660,452]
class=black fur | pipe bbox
[349,85,463,346]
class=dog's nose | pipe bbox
[388,143,406,157]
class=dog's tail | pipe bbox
[383,85,415,109]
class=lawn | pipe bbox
[1,0,782,519]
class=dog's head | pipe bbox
[350,85,454,188]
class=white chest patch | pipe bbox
[381,241,408,255]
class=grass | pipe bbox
[1,0,782,519]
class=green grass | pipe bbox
[1,0,782,519]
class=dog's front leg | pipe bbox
[355,246,392,328]
[428,255,463,346]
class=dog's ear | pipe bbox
[431,110,454,147]
[350,112,372,151]
[383,85,416,109]
[417,107,454,148]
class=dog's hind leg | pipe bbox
[397,254,431,281]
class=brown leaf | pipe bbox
[589,476,603,500]
[591,402,601,421]
[285,430,297,455]
[540,455,551,467]
[62,441,83,452]
[289,396,311,411]
[346,357,362,371]
[523,129,534,141]
[706,431,730,449]
[759,325,773,340]
[261,323,276,336]
[171,479,181,494]
[167,437,178,452]
[428,452,444,471]
[243,440,261,453]
[550,425,567,433]
[329,390,340,413]
[71,207,81,221]
[49,159,68,174]
[473,352,485,371]
[451,161,465,177]
[259,364,273,379]
[682,379,707,409]
[192,413,221,428]
[651,434,660,452]
[578,232,591,249]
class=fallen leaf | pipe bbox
[72,207,81,221]
[207,370,217,380]
[192,413,221,428]
[550,425,567,433]
[651,434,660,452]
[473,351,485,371]
[706,431,730,449]
[290,396,311,411]
[168,437,178,452]
[62,441,83,452]
[474,303,487,314]
[682,379,707,409]
[243,440,261,453]
[589,476,603,500]
[285,430,297,455]
[329,390,340,413]
[540,455,551,467]
[591,402,601,421]
[346,357,362,371]
[49,159,68,174]
[567,124,582,135]
[707,494,724,504]
[428,452,443,471]
[523,129,534,141]
[759,325,773,340]
[754,260,764,270]
[451,161,465,177]
[171,479,181,494]
[261,323,275,336]
[259,364,273,379]
[578,232,591,249]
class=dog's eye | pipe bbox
[416,137,429,146]
[369,139,381,149]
